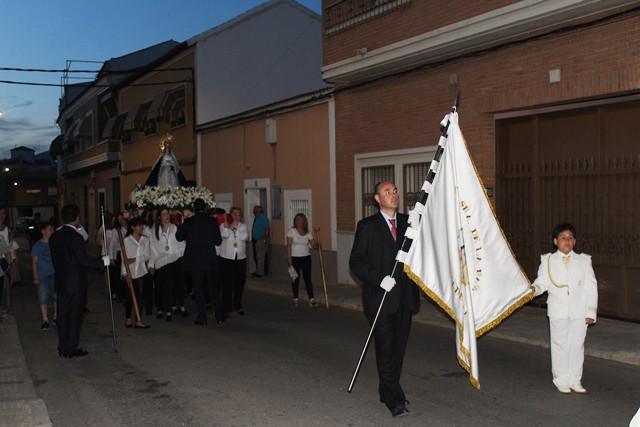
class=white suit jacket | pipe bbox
[532,250,598,321]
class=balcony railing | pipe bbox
[324,0,411,34]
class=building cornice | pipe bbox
[322,0,637,83]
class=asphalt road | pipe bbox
[12,272,640,426]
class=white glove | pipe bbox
[408,209,420,230]
[380,275,396,292]
[102,255,110,266]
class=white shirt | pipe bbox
[148,223,185,269]
[219,222,249,260]
[120,234,150,280]
[287,228,313,257]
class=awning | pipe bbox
[101,113,127,140]
[146,92,169,122]
[146,87,185,123]
[63,119,80,142]
[123,102,151,132]
[49,135,64,156]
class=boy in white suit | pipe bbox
[531,223,598,394]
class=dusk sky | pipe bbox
[0,0,321,158]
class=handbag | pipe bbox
[287,265,298,282]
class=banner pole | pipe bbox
[101,206,118,352]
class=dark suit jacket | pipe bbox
[176,212,222,271]
[349,211,420,315]
[49,224,104,294]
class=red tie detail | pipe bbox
[389,219,397,241]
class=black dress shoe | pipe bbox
[236,309,245,316]
[194,320,207,326]
[72,349,89,357]
[391,405,410,417]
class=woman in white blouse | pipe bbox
[219,207,250,316]
[148,208,188,321]
[286,213,319,307]
[121,217,151,328]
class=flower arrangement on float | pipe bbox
[129,185,214,212]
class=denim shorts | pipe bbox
[37,275,57,305]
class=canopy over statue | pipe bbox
[145,133,188,188]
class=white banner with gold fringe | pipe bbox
[400,111,533,389]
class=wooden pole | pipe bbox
[314,227,329,308]
[116,227,142,323]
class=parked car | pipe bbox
[16,216,36,233]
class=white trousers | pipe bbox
[549,317,588,387]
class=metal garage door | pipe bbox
[496,98,640,321]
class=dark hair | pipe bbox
[552,223,577,250]
[113,212,125,229]
[552,223,577,240]
[293,213,309,235]
[40,221,52,231]
[102,211,114,230]
[61,204,79,224]
[154,207,170,240]
[193,198,206,213]
[126,216,145,236]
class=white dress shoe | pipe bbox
[570,384,587,393]
[557,385,571,394]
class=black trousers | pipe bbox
[291,255,314,299]
[125,274,151,319]
[156,259,186,312]
[220,257,246,313]
[367,306,412,410]
[57,290,86,356]
[191,269,223,323]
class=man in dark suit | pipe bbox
[349,181,421,418]
[176,198,224,325]
[49,204,109,358]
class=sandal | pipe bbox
[309,299,319,308]
[293,298,299,307]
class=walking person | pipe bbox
[49,204,110,358]
[349,181,421,417]
[121,217,151,329]
[0,207,11,320]
[251,205,270,277]
[148,207,188,322]
[31,222,57,330]
[286,213,319,307]
[530,223,598,394]
[176,198,224,325]
[219,207,250,316]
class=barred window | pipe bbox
[355,147,435,221]
[361,165,394,218]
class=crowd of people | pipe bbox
[1,201,325,336]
